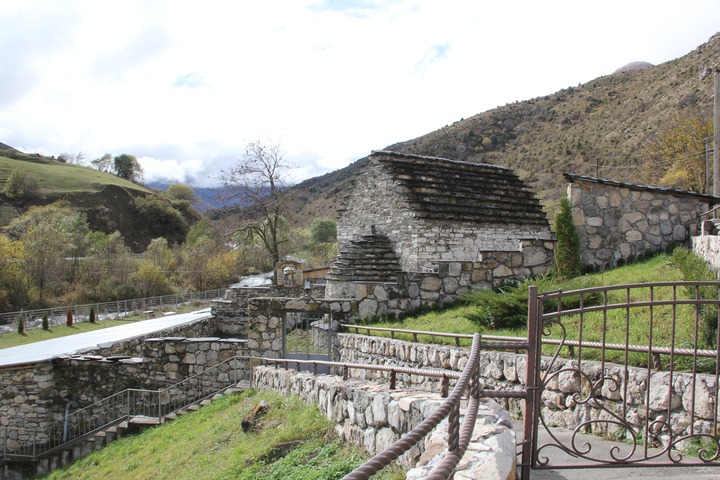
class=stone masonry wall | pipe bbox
[0,364,54,432]
[338,157,554,274]
[327,240,553,319]
[246,297,357,358]
[253,365,516,478]
[213,287,272,336]
[693,233,720,274]
[336,333,720,443]
[1,320,247,445]
[567,177,709,270]
[337,160,416,269]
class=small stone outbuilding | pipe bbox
[327,151,555,307]
[566,174,717,270]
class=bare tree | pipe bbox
[220,140,291,282]
[91,153,113,172]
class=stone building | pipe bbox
[565,174,717,270]
[326,151,555,310]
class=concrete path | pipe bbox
[515,420,720,479]
[0,308,213,368]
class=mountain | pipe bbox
[250,32,720,226]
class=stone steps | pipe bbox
[329,233,402,283]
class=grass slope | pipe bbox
[0,153,150,196]
[42,390,404,480]
[365,253,713,369]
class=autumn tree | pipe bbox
[220,140,291,282]
[4,203,80,300]
[130,262,174,297]
[641,115,713,193]
[0,234,30,311]
[77,231,136,302]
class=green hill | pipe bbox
[0,150,198,251]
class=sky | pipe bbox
[2,1,720,187]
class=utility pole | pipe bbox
[706,137,711,195]
[714,68,719,196]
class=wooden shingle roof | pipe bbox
[372,151,548,227]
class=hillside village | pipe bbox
[4,33,720,480]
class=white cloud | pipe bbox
[1,0,719,187]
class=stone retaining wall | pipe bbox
[253,365,516,478]
[0,364,55,432]
[245,297,357,358]
[1,319,247,442]
[328,242,553,320]
[693,233,720,274]
[336,333,720,443]
[566,175,710,270]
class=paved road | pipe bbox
[515,420,720,479]
[0,308,213,367]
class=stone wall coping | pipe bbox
[144,336,248,344]
[564,173,720,202]
[54,355,144,365]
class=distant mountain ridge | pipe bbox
[261,32,720,226]
[6,33,720,235]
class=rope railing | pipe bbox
[344,333,484,479]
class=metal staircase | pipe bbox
[1,356,251,478]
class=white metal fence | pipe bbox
[0,290,226,333]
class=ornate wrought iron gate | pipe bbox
[283,311,334,373]
[524,282,720,477]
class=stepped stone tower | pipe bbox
[327,151,554,302]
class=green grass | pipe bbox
[42,390,405,480]
[0,153,150,196]
[363,254,712,369]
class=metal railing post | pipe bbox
[522,285,541,479]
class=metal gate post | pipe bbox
[522,285,542,479]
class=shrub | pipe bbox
[464,276,602,330]
[17,315,25,334]
[670,247,717,347]
[134,195,188,239]
[3,168,39,199]
[89,307,96,324]
[66,310,73,327]
[554,197,582,279]
[42,312,49,330]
